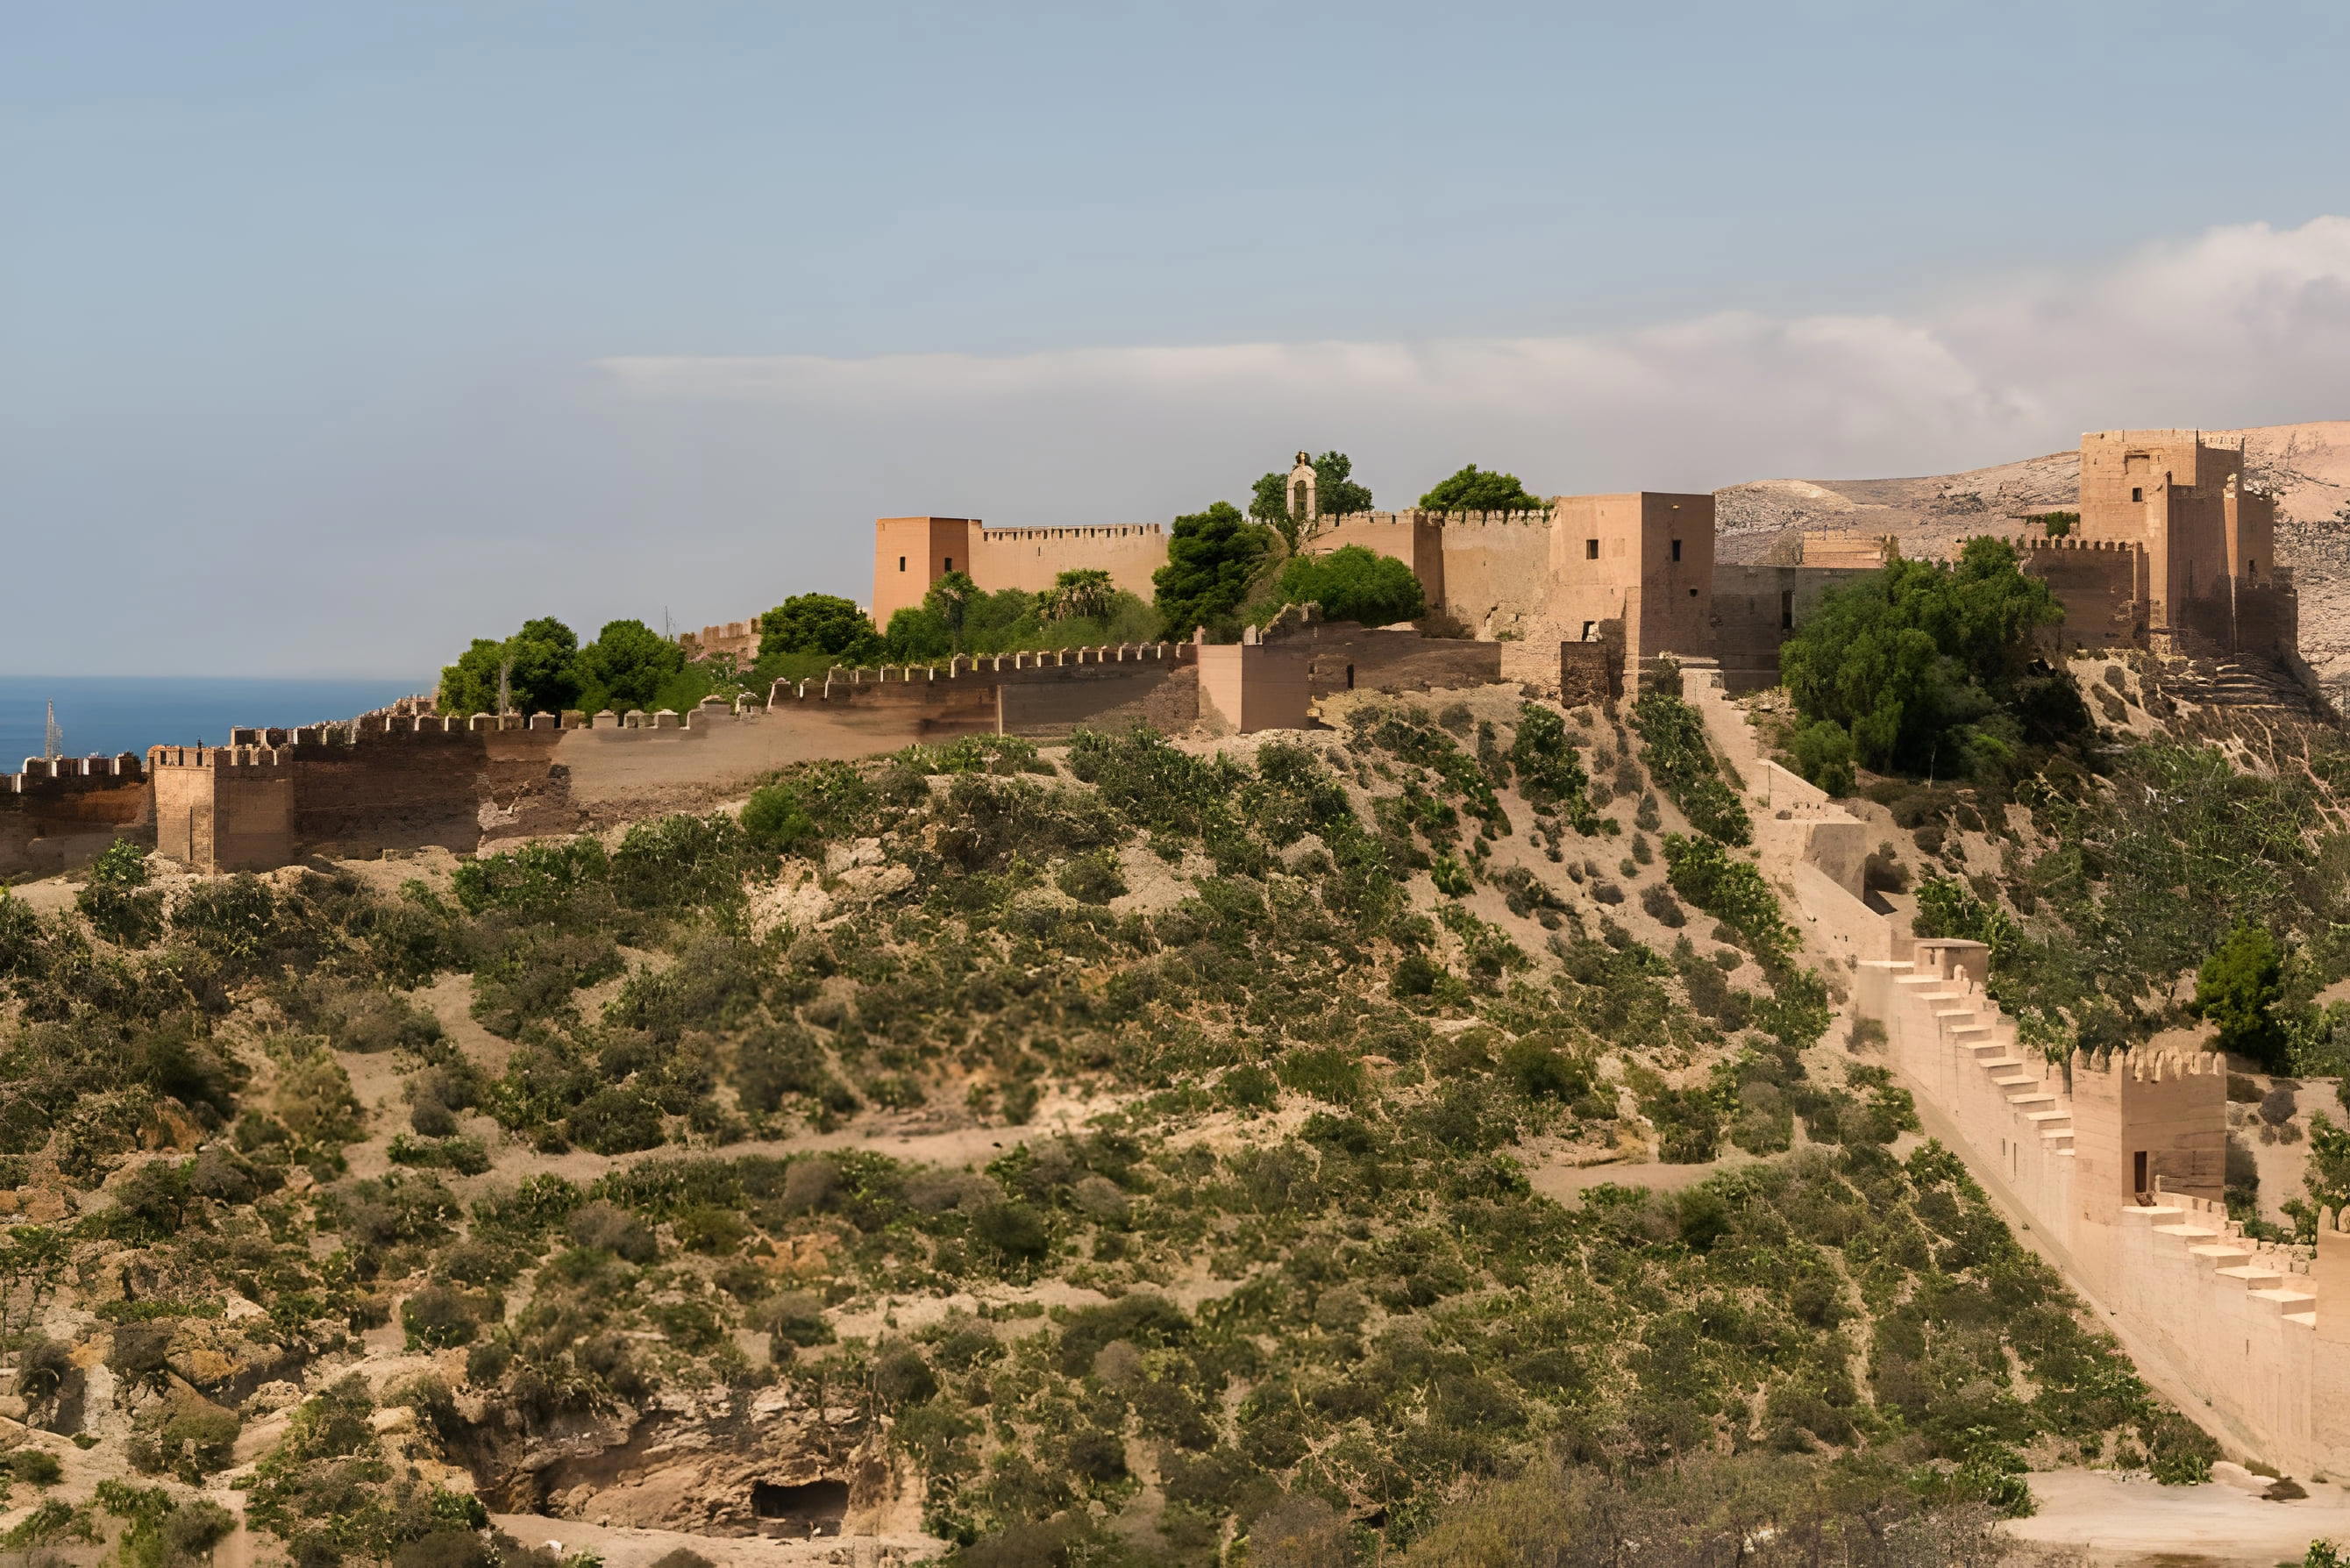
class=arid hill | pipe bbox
[1716,420,2350,683]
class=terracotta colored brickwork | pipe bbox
[0,755,151,879]
[875,517,1168,627]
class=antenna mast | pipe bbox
[41,701,61,762]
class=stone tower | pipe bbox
[1287,453,1318,524]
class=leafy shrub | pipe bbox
[566,1087,666,1155]
[1663,836,1792,959]
[742,783,822,855]
[4,1447,61,1486]
[155,1405,241,1481]
[567,1201,658,1262]
[2190,923,2289,1071]
[1631,686,1751,845]
[1911,877,2020,966]
[1056,852,1129,905]
[972,1201,1050,1267]
[1790,720,1857,797]
[77,841,163,947]
[452,837,609,920]
[273,1048,366,1151]
[1271,545,1426,627]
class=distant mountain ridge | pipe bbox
[1713,421,2350,682]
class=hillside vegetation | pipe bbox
[0,688,2229,1567]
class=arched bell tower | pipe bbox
[1287,452,1318,524]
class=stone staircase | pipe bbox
[2152,656,2321,715]
[1888,951,2076,1159]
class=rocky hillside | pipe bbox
[1716,421,2350,684]
[0,680,2232,1568]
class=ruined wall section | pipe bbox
[1257,611,1505,698]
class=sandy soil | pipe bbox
[2008,1469,2350,1564]
[489,1513,942,1568]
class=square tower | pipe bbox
[873,517,979,626]
[1549,492,1714,672]
[2076,431,2273,652]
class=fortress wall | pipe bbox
[1,757,152,878]
[1197,640,1313,734]
[1307,513,1449,607]
[153,751,296,872]
[1432,512,1556,631]
[2101,1192,2324,1475]
[1856,944,2080,1247]
[966,524,1168,602]
[1260,617,1505,698]
[1998,536,2146,652]
[1849,931,2350,1474]
[1556,638,1621,707]
[1713,565,1876,691]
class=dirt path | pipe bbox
[489,1514,941,1568]
[2007,1469,2350,1564]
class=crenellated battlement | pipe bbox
[2073,1044,2226,1080]
[1995,532,2147,554]
[1313,507,1555,533]
[7,753,146,793]
[975,524,1164,543]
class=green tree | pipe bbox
[2191,923,2289,1069]
[1419,464,1543,511]
[881,607,951,662]
[438,617,582,716]
[1271,545,1426,627]
[1788,719,1855,797]
[1314,451,1373,517]
[1778,538,2082,776]
[1039,569,1116,623]
[1250,453,1373,552]
[1250,471,1301,552]
[576,619,686,711]
[758,594,879,661]
[924,571,980,648]
[1153,502,1273,640]
[77,839,163,947]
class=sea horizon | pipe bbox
[0,674,430,769]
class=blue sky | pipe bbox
[8,2,2350,676]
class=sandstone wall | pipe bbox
[1260,616,1505,698]
[965,524,1169,602]
[1,757,152,880]
[1713,564,1876,692]
[1306,512,1451,609]
[1432,513,1554,633]
[1198,638,1312,734]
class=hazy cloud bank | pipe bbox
[15,217,2350,678]
[604,214,2350,514]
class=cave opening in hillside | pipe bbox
[752,1479,850,1534]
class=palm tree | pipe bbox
[1042,569,1116,623]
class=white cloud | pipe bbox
[598,215,2350,522]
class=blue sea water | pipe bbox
[0,675,427,771]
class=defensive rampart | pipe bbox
[1680,674,2350,1474]
[132,634,1506,873]
[1258,608,1505,697]
[1,755,153,880]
